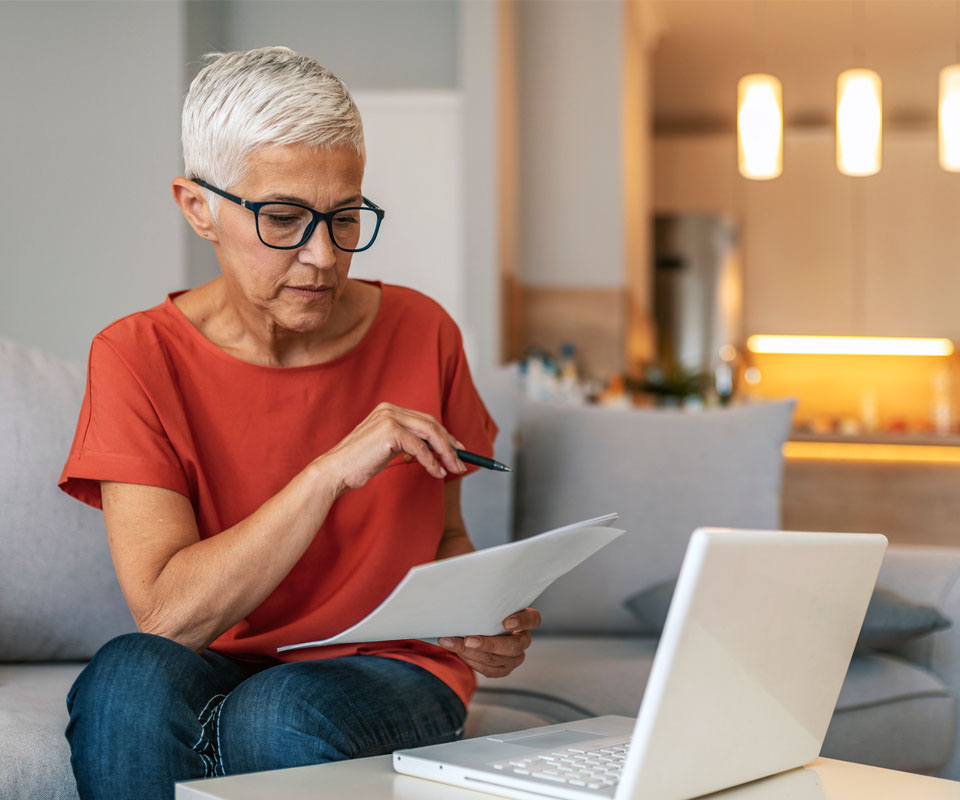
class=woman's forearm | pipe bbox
[136,457,340,651]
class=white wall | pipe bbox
[516,0,624,288]
[224,0,459,90]
[0,1,186,362]
[347,91,467,344]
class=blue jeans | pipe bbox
[65,633,466,800]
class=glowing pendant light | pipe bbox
[737,73,783,180]
[836,69,882,176]
[940,65,960,171]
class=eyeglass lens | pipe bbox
[256,203,378,250]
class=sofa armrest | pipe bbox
[877,544,960,677]
[876,544,960,777]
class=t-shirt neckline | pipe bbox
[162,279,388,373]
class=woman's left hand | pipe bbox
[437,608,541,678]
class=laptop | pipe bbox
[394,527,887,800]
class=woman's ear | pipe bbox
[171,178,219,243]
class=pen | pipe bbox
[423,440,512,472]
[456,449,512,473]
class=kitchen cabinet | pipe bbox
[654,130,960,340]
[863,132,960,339]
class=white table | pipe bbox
[176,755,960,799]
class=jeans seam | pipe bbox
[191,693,227,779]
[191,693,226,751]
[214,693,227,776]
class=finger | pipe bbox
[437,636,465,652]
[503,608,542,632]
[394,428,447,479]
[391,409,466,474]
[462,650,525,673]
[472,663,517,679]
[461,632,529,657]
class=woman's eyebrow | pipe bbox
[262,192,363,208]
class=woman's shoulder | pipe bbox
[92,293,189,362]
[380,283,460,336]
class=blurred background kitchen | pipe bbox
[4,0,960,544]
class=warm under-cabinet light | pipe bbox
[784,442,960,464]
[746,335,955,357]
[940,65,960,171]
[836,69,882,176]
[738,74,783,180]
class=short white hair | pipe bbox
[182,46,365,219]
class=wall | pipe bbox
[224,0,459,91]
[505,0,646,379]
[515,0,623,289]
[0,1,186,362]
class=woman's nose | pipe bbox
[298,221,338,266]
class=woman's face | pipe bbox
[212,143,365,336]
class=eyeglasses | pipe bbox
[192,178,385,252]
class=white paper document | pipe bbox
[278,514,623,652]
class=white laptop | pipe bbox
[394,527,887,800]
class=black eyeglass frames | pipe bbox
[192,178,385,252]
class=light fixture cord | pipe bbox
[853,0,866,66]
[753,0,766,72]
[955,0,959,63]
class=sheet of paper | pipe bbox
[278,514,623,652]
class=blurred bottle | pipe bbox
[860,390,879,434]
[932,368,952,435]
[557,342,584,405]
[523,352,559,403]
[598,374,632,409]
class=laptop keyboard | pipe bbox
[489,738,631,790]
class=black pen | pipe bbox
[456,449,512,473]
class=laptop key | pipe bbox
[537,774,568,783]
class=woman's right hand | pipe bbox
[318,402,468,495]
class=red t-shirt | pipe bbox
[59,282,497,707]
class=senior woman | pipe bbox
[58,47,538,799]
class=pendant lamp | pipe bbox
[836,68,882,176]
[940,65,960,171]
[737,73,783,180]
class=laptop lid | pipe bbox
[617,528,887,800]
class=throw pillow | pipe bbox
[623,578,951,651]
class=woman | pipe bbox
[59,46,539,799]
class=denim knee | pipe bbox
[66,633,197,738]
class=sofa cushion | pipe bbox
[475,635,660,718]
[0,662,84,800]
[856,587,951,651]
[0,339,135,661]
[460,368,519,551]
[825,652,956,773]
[515,400,794,633]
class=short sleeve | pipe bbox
[58,336,190,508]
[438,320,499,481]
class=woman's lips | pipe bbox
[286,285,332,299]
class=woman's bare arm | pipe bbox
[102,402,466,653]
[434,479,474,560]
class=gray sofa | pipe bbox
[2,339,958,800]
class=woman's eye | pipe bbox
[264,215,298,226]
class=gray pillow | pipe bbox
[0,338,135,661]
[515,399,795,634]
[623,579,951,652]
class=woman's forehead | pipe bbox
[239,143,364,201]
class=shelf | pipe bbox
[790,432,960,447]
